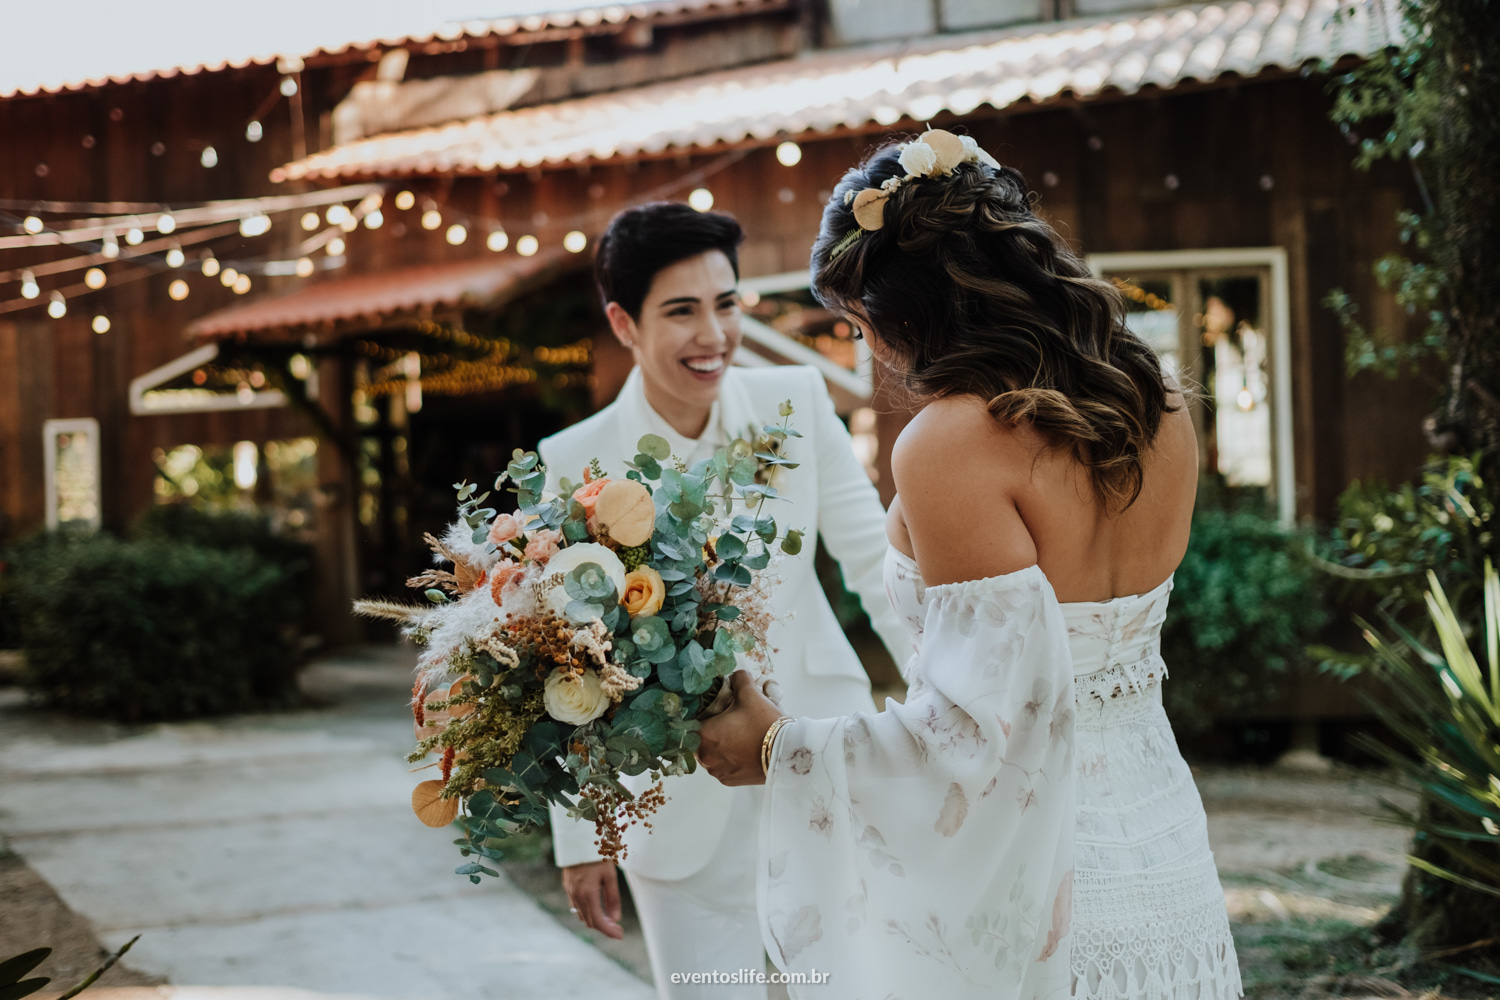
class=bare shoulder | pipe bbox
[891,396,1039,587]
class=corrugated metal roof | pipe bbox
[188,251,576,340]
[1,0,777,100]
[271,0,1400,181]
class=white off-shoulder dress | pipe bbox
[881,549,1242,1000]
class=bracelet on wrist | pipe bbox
[760,716,793,776]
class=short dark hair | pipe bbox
[593,201,745,318]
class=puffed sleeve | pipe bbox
[757,566,1076,1000]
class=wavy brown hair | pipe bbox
[811,141,1175,510]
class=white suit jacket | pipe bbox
[542,364,906,880]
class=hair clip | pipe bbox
[828,228,864,261]
[845,128,1004,233]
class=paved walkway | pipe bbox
[0,647,654,1000]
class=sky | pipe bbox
[0,0,620,96]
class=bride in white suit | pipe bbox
[542,201,907,999]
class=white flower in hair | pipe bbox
[960,134,1002,169]
[898,141,938,177]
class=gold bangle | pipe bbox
[761,716,793,776]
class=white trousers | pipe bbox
[623,786,768,1000]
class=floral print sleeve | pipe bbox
[757,566,1075,1000]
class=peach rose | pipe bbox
[488,558,525,605]
[487,512,523,547]
[620,566,666,618]
[523,528,562,565]
[571,477,611,518]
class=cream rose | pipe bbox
[621,566,666,618]
[540,542,627,616]
[544,669,609,725]
[898,141,937,177]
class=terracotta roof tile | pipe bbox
[272,0,1400,181]
[188,251,577,341]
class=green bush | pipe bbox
[1161,489,1331,731]
[8,511,309,722]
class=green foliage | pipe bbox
[7,512,309,722]
[1311,454,1494,678]
[1160,489,1330,731]
[1354,566,1500,901]
[0,948,50,1000]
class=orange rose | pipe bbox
[487,512,523,547]
[620,566,666,618]
[488,559,525,605]
[523,528,562,565]
[571,477,611,518]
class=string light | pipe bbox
[339,216,358,233]
[84,267,106,289]
[279,76,298,97]
[201,146,218,168]
[327,237,346,256]
[289,354,312,379]
[23,216,43,234]
[201,255,220,277]
[394,190,415,211]
[563,230,587,253]
[246,121,263,142]
[165,247,185,268]
[740,288,760,307]
[239,214,271,237]
[445,224,467,245]
[295,257,314,277]
[47,291,66,318]
[301,212,319,231]
[92,315,110,334]
[775,141,802,167]
[688,188,714,211]
[364,209,383,229]
[168,279,189,300]
[101,233,119,259]
[220,267,239,287]
[20,270,38,298]
[233,274,251,294]
[486,229,509,252]
[325,204,350,226]
[125,226,144,245]
[156,214,176,234]
[517,235,538,257]
[421,209,442,231]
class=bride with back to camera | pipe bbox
[698,130,1243,1000]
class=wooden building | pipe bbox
[1,0,1423,653]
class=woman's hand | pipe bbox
[697,670,786,786]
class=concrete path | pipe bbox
[0,647,655,1000]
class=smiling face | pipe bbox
[605,249,742,438]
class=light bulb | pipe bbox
[84,267,106,289]
[326,237,345,257]
[688,187,714,211]
[325,204,350,226]
[220,267,238,287]
[300,212,319,231]
[168,279,189,301]
[517,235,538,257]
[339,216,357,233]
[20,271,38,299]
[563,230,587,253]
[22,215,43,234]
[156,214,176,235]
[279,76,298,97]
[740,288,761,307]
[246,120,263,142]
[201,146,218,168]
[289,354,311,379]
[165,247,185,268]
[125,227,144,245]
[445,224,467,245]
[394,190,415,211]
[101,234,119,259]
[201,256,220,277]
[486,229,509,252]
[363,210,383,229]
[1236,386,1255,412]
[239,214,271,238]
[233,274,251,294]
[295,257,314,277]
[47,292,66,318]
[421,209,442,231]
[92,314,110,334]
[775,141,802,167]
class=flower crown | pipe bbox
[829,128,1002,261]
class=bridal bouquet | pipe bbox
[357,405,802,880]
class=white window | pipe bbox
[1088,248,1294,525]
[44,418,102,531]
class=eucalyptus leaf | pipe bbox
[638,434,672,461]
